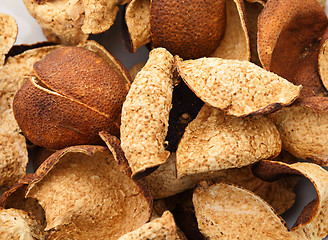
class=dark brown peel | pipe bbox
[257,0,328,100]
[150,0,226,59]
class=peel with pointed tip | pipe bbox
[176,105,281,178]
[120,48,174,178]
[175,56,301,117]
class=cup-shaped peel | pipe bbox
[13,46,130,149]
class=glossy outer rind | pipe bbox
[176,105,281,178]
[175,56,301,117]
[150,0,226,59]
[26,145,152,239]
[120,48,174,177]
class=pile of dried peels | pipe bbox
[1,0,328,239]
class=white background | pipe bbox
[0,0,327,238]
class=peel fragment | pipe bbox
[118,211,179,240]
[121,48,174,178]
[176,104,281,178]
[0,13,17,67]
[257,0,328,100]
[123,0,151,53]
[194,160,328,240]
[270,105,328,165]
[175,56,301,117]
[212,0,250,61]
[25,145,151,239]
[0,208,45,240]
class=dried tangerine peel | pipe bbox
[121,48,174,177]
[318,37,328,91]
[0,13,17,67]
[257,0,328,100]
[123,0,151,53]
[0,45,59,113]
[144,153,198,199]
[26,145,151,239]
[129,62,146,81]
[0,208,45,240]
[118,211,179,240]
[270,105,328,165]
[150,0,226,59]
[252,160,328,239]
[23,0,87,45]
[244,1,264,65]
[78,40,132,85]
[213,165,298,215]
[0,109,28,191]
[212,0,250,61]
[175,56,301,117]
[193,182,304,240]
[176,105,281,178]
[81,0,129,34]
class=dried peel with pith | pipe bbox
[270,105,328,165]
[175,56,301,117]
[176,104,281,178]
[0,208,45,240]
[118,211,179,240]
[0,13,17,67]
[123,0,151,53]
[25,145,151,239]
[212,0,250,61]
[121,48,174,178]
[193,160,328,239]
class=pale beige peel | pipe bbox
[0,13,17,67]
[118,211,178,240]
[176,105,281,178]
[270,105,328,165]
[23,0,87,45]
[319,39,328,91]
[124,0,151,53]
[121,48,174,177]
[175,56,301,117]
[0,208,45,240]
[212,0,250,61]
[193,182,303,239]
[26,146,151,239]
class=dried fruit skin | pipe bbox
[176,105,281,178]
[0,208,45,240]
[26,145,151,239]
[212,0,250,61]
[270,105,328,165]
[13,46,129,149]
[150,0,226,59]
[121,48,174,177]
[23,0,87,45]
[175,56,301,117]
[257,0,328,100]
[0,13,17,66]
[118,211,179,240]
